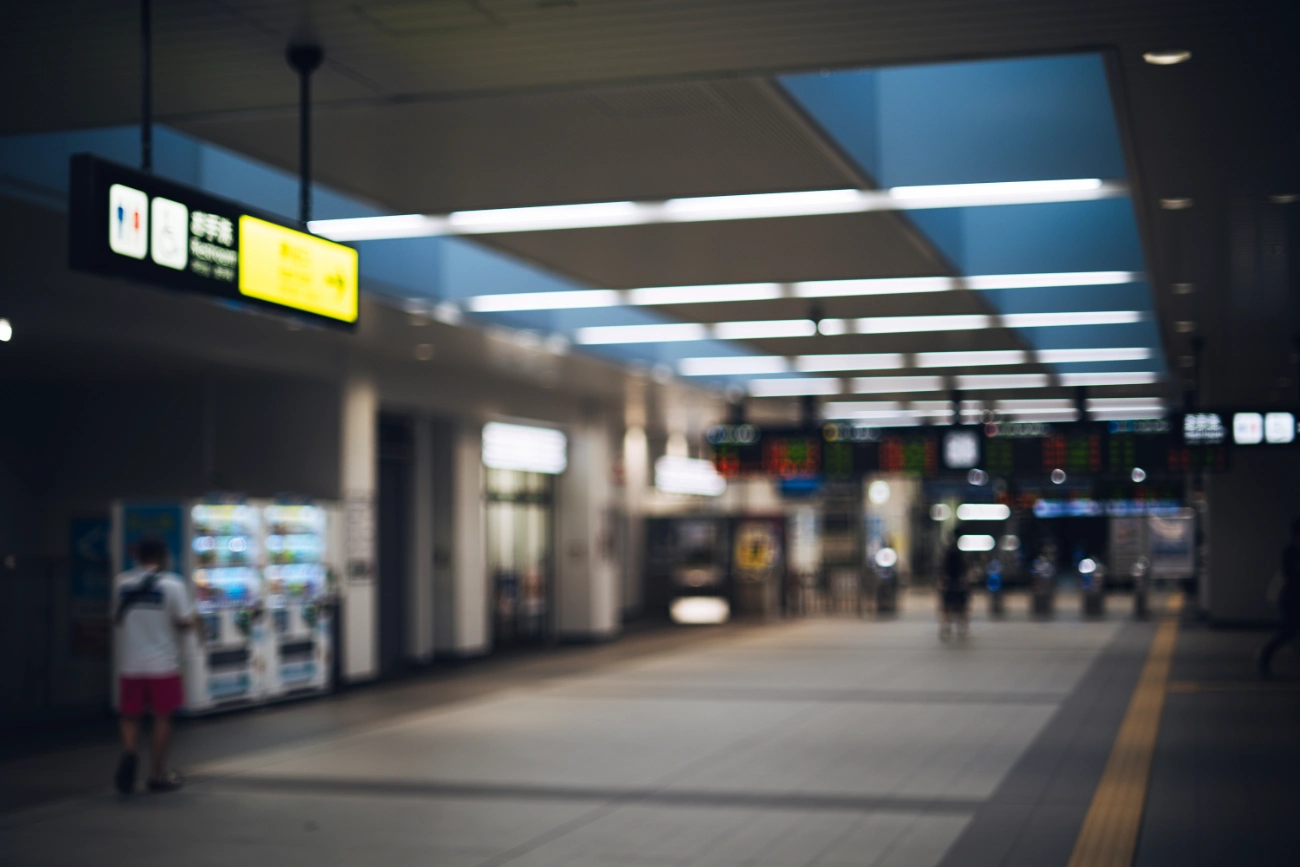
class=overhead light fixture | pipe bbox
[467,289,620,312]
[0,318,11,342]
[630,283,783,305]
[795,353,905,372]
[824,400,902,414]
[308,179,1127,241]
[958,535,997,552]
[996,399,1074,410]
[857,314,992,334]
[1059,372,1160,387]
[956,504,1011,521]
[678,356,789,376]
[461,271,1144,312]
[655,455,726,496]
[747,377,842,397]
[852,375,945,393]
[1001,310,1149,327]
[915,350,1027,368]
[957,374,1050,389]
[1143,49,1192,65]
[1090,408,1167,421]
[482,422,567,474]
[889,179,1105,200]
[575,323,709,344]
[1036,347,1153,363]
[1160,198,1194,210]
[1087,397,1166,410]
[714,319,817,340]
[670,597,730,625]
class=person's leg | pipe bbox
[119,715,141,753]
[149,713,172,782]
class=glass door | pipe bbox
[486,468,554,646]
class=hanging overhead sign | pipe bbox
[69,154,359,328]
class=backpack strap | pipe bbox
[115,571,162,626]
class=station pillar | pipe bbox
[339,371,378,682]
[557,421,621,641]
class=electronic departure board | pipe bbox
[707,418,1229,482]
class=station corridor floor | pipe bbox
[2,592,1297,866]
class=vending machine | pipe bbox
[187,501,267,709]
[259,502,333,697]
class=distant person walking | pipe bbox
[1259,518,1300,677]
[940,539,970,641]
[111,538,195,794]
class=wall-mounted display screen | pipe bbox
[70,154,358,328]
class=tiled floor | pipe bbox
[1,594,1138,866]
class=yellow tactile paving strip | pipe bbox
[1067,594,1183,867]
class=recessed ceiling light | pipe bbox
[1270,194,1300,205]
[1143,50,1192,65]
[1175,321,1196,333]
[0,318,11,342]
[1172,283,1195,295]
[414,343,435,361]
[1160,198,1194,210]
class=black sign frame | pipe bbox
[68,154,358,331]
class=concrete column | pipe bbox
[621,425,648,619]
[557,421,620,640]
[435,422,487,656]
[407,415,435,662]
[340,371,378,682]
[1205,449,1300,624]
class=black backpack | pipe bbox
[114,572,163,626]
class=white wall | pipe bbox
[557,422,620,640]
[439,422,488,656]
[340,372,379,682]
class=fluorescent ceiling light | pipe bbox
[1002,311,1149,327]
[1004,410,1081,422]
[852,375,945,393]
[714,319,816,340]
[467,289,621,312]
[1036,347,1153,363]
[450,200,646,233]
[795,276,954,297]
[1060,372,1161,386]
[957,374,1051,389]
[655,456,726,497]
[1089,409,1167,421]
[308,179,1127,241]
[915,350,1027,367]
[956,504,1011,521]
[482,422,567,474]
[891,178,1102,200]
[575,323,709,344]
[957,535,997,552]
[795,353,905,372]
[1087,397,1166,410]
[996,399,1074,410]
[629,283,782,305]
[824,400,902,412]
[963,271,1141,290]
[1143,50,1192,65]
[457,271,1144,312]
[678,356,789,376]
[856,314,992,334]
[747,377,843,397]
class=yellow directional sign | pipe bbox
[238,215,358,323]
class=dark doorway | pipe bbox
[377,414,413,677]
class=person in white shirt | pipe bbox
[111,538,196,794]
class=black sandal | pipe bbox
[114,752,137,795]
[147,771,184,793]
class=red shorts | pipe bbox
[119,674,184,716]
